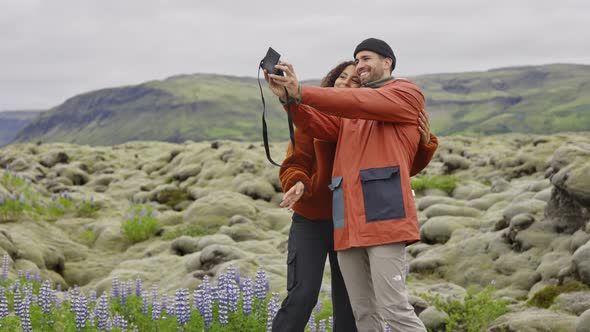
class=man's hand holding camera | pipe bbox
[264,62,301,104]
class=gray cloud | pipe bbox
[1,0,589,109]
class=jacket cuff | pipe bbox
[283,173,312,196]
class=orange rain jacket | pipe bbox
[279,128,438,222]
[288,78,427,251]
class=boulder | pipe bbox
[578,309,590,332]
[183,191,257,222]
[489,308,578,332]
[424,204,481,218]
[421,216,479,244]
[552,291,590,315]
[199,244,247,270]
[418,307,448,332]
[40,151,69,168]
[573,242,590,285]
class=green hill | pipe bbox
[0,110,43,147]
[13,64,590,145]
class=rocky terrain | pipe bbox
[1,132,589,331]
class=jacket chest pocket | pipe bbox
[328,176,345,229]
[360,166,406,222]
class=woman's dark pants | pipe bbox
[272,213,358,332]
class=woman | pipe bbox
[271,61,438,332]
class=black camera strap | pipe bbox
[257,66,296,167]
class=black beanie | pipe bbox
[353,38,396,71]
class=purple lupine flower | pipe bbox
[142,291,149,315]
[39,280,53,314]
[175,288,191,327]
[24,282,34,302]
[210,284,219,302]
[120,281,127,306]
[96,293,110,331]
[193,289,202,313]
[385,322,391,332]
[328,316,333,330]
[255,270,268,301]
[0,287,8,319]
[228,277,239,313]
[241,278,254,316]
[111,276,120,299]
[201,276,213,330]
[266,292,280,332]
[127,279,133,297]
[1,254,7,281]
[113,315,127,332]
[20,293,32,332]
[218,298,228,325]
[14,289,23,317]
[135,276,142,297]
[89,290,97,304]
[167,295,176,317]
[315,299,323,313]
[13,278,21,293]
[160,294,168,318]
[18,269,23,279]
[319,319,326,332]
[151,284,158,303]
[152,301,161,321]
[226,265,237,284]
[54,291,62,310]
[35,272,41,282]
[308,310,317,332]
[74,294,89,330]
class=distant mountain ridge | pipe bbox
[11,63,590,146]
[0,110,43,147]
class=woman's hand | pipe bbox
[280,181,305,209]
[418,108,431,145]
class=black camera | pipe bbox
[260,47,284,76]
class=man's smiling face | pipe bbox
[355,50,392,84]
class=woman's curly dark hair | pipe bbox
[320,60,356,87]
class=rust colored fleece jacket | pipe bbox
[279,128,438,221]
[285,78,429,250]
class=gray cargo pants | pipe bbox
[337,242,426,332]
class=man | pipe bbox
[265,38,428,332]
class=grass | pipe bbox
[417,286,510,332]
[121,204,161,243]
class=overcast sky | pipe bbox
[1,0,589,110]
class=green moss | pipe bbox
[527,281,590,308]
[411,175,459,194]
[162,223,218,241]
[157,189,191,208]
